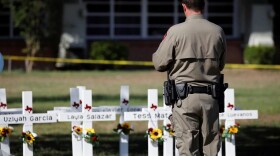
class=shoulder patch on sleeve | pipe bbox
[162,33,167,40]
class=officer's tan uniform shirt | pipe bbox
[153,14,226,84]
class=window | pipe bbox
[1,0,237,39]
[0,3,21,38]
[85,0,237,39]
[114,0,141,36]
[86,0,110,37]
[207,0,236,37]
[148,0,175,37]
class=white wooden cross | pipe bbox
[51,85,144,156]
[124,89,172,156]
[218,88,258,156]
[0,88,22,155]
[0,91,58,156]
[0,88,22,156]
[57,87,116,156]
[95,86,145,156]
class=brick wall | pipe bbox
[1,39,244,70]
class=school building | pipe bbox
[0,0,279,69]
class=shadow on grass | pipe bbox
[10,133,151,156]
[9,126,280,156]
[235,126,280,156]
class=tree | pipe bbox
[1,0,62,72]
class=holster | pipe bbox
[163,80,177,106]
[211,74,228,113]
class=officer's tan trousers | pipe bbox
[172,94,220,156]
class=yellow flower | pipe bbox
[122,122,131,129]
[150,128,162,140]
[169,130,174,136]
[86,128,95,134]
[229,126,238,134]
[73,126,83,134]
[25,132,35,144]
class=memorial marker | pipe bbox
[218,89,258,156]
[0,91,57,156]
[56,87,116,156]
[124,89,172,156]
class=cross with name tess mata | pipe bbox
[124,89,175,156]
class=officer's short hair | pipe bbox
[181,0,205,11]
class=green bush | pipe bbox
[89,41,129,69]
[244,45,276,64]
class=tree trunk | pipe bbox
[25,59,34,73]
[24,39,40,73]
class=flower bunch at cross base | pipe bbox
[145,128,165,144]
[163,124,175,136]
[84,128,100,147]
[0,126,14,142]
[22,131,37,145]
[72,126,100,146]
[113,122,134,135]
[220,123,240,139]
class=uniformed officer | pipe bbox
[152,0,227,155]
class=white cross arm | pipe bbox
[219,110,258,120]
[93,106,145,114]
[0,108,22,115]
[0,113,58,124]
[58,112,116,122]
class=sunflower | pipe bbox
[229,126,238,134]
[169,130,175,136]
[22,131,37,145]
[221,123,240,139]
[122,122,131,129]
[73,126,83,135]
[150,128,163,140]
[0,126,14,142]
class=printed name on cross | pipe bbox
[0,114,57,124]
[92,106,144,113]
[3,115,53,122]
[66,114,113,120]
[219,110,258,120]
[131,112,169,120]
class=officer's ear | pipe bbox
[182,3,188,12]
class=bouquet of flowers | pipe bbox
[22,131,37,145]
[0,126,14,142]
[113,122,134,135]
[221,123,240,139]
[163,124,175,136]
[145,128,164,143]
[84,128,99,147]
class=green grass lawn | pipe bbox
[1,69,280,155]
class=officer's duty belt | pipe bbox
[188,85,212,95]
